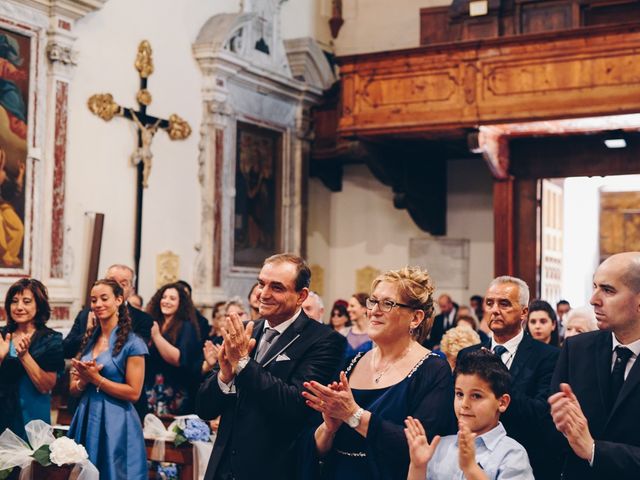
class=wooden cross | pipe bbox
[87,40,191,289]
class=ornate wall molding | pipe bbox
[192,2,333,305]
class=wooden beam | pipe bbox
[338,23,640,137]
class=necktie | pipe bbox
[493,344,508,358]
[255,328,280,362]
[610,346,633,407]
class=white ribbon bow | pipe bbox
[0,420,98,479]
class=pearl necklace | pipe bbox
[371,345,412,384]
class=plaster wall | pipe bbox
[306,158,494,323]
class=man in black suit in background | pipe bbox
[458,275,561,479]
[63,264,153,417]
[423,294,458,348]
[196,253,346,480]
[550,252,640,479]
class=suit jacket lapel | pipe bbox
[251,319,266,360]
[510,334,533,378]
[596,331,613,414]
[259,312,309,366]
[609,336,640,420]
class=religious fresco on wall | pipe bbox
[0,28,29,269]
[234,121,281,268]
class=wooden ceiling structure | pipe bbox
[312,2,640,293]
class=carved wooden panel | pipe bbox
[518,0,577,34]
[338,24,640,137]
[420,7,451,45]
[599,191,640,261]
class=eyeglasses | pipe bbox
[366,297,415,313]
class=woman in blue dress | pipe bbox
[302,267,457,480]
[68,278,148,480]
[0,278,63,439]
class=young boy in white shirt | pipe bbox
[405,349,534,480]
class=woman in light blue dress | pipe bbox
[68,279,148,480]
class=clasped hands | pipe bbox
[0,332,31,361]
[302,372,361,433]
[70,357,104,388]
[548,383,594,461]
[217,313,256,384]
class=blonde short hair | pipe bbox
[371,266,435,342]
[440,326,481,362]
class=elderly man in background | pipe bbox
[302,290,325,323]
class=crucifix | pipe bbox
[87,40,191,289]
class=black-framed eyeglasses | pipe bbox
[366,297,415,313]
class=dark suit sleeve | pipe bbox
[196,371,237,420]
[234,330,345,425]
[594,440,640,477]
[502,345,559,426]
[62,309,88,359]
[129,306,152,344]
[550,336,569,393]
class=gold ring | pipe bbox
[319,400,325,408]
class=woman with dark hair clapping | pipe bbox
[146,282,202,415]
[0,278,63,439]
[68,278,148,479]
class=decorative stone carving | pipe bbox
[156,251,180,289]
[356,266,381,294]
[192,2,335,303]
[309,264,325,297]
[46,41,77,65]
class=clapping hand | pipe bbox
[220,313,255,369]
[203,340,221,370]
[303,371,360,425]
[404,416,441,470]
[549,383,594,460]
[0,332,11,362]
[71,358,104,385]
[457,420,478,473]
[14,334,31,358]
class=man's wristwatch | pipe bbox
[346,407,365,428]
[235,356,250,374]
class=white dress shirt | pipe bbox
[611,335,640,379]
[490,330,524,370]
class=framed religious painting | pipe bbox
[233,121,282,268]
[0,26,31,272]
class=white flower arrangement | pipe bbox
[48,437,89,466]
[0,420,98,479]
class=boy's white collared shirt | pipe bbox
[426,422,534,480]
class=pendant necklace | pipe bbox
[372,344,411,384]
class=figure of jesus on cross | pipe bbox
[87,40,191,287]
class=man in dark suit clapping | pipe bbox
[458,276,561,479]
[550,252,640,480]
[196,253,346,480]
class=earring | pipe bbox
[409,326,415,336]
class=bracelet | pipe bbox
[75,379,86,391]
[96,377,105,392]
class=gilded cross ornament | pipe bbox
[86,40,191,288]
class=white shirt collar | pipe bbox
[264,309,301,335]
[491,329,524,354]
[611,334,640,358]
